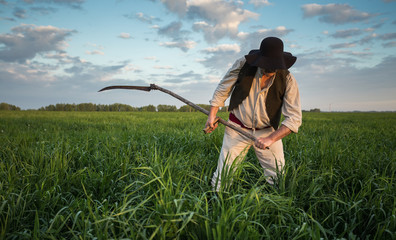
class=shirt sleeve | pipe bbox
[281,73,302,133]
[209,57,246,107]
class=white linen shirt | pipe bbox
[210,57,302,133]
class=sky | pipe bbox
[0,0,395,111]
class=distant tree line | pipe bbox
[38,103,140,112]
[36,103,228,112]
[302,108,321,113]
[0,102,21,111]
[1,102,325,113]
[0,102,230,112]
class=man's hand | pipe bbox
[205,117,219,133]
[205,106,219,133]
[255,125,292,150]
[254,137,273,150]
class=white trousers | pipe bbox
[211,120,285,192]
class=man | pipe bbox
[205,37,302,191]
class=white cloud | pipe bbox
[249,0,271,7]
[0,61,56,82]
[237,31,249,38]
[302,3,376,25]
[159,40,196,52]
[45,52,81,64]
[382,41,396,48]
[158,21,184,39]
[162,0,259,43]
[359,33,377,44]
[85,42,104,49]
[144,56,158,61]
[289,44,300,49]
[332,49,372,57]
[379,32,396,40]
[13,7,27,19]
[156,21,195,51]
[203,44,241,53]
[256,26,291,36]
[30,6,58,15]
[122,64,141,72]
[295,54,396,111]
[195,25,294,73]
[330,28,363,39]
[200,43,243,72]
[236,26,293,42]
[23,0,85,9]
[237,26,294,52]
[133,12,159,24]
[118,32,131,39]
[330,42,357,49]
[61,60,133,83]
[0,24,74,62]
[85,50,104,55]
[153,65,173,69]
[160,0,188,16]
[158,70,204,84]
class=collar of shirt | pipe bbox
[257,70,276,92]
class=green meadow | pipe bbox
[0,111,395,239]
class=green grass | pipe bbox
[0,111,395,239]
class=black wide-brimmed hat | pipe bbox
[245,37,297,70]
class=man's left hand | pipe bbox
[254,137,273,150]
[254,125,293,150]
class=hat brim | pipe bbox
[245,50,297,69]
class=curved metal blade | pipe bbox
[98,85,152,92]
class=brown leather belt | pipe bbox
[229,113,271,131]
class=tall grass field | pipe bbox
[0,111,395,239]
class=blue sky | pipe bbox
[0,0,395,111]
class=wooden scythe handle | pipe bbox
[150,85,257,142]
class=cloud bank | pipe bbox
[0,24,75,63]
[161,0,259,43]
[302,3,375,25]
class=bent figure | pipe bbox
[205,37,302,191]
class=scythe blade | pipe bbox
[99,85,152,92]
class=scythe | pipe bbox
[99,84,257,142]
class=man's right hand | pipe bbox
[205,106,220,133]
[205,116,219,133]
